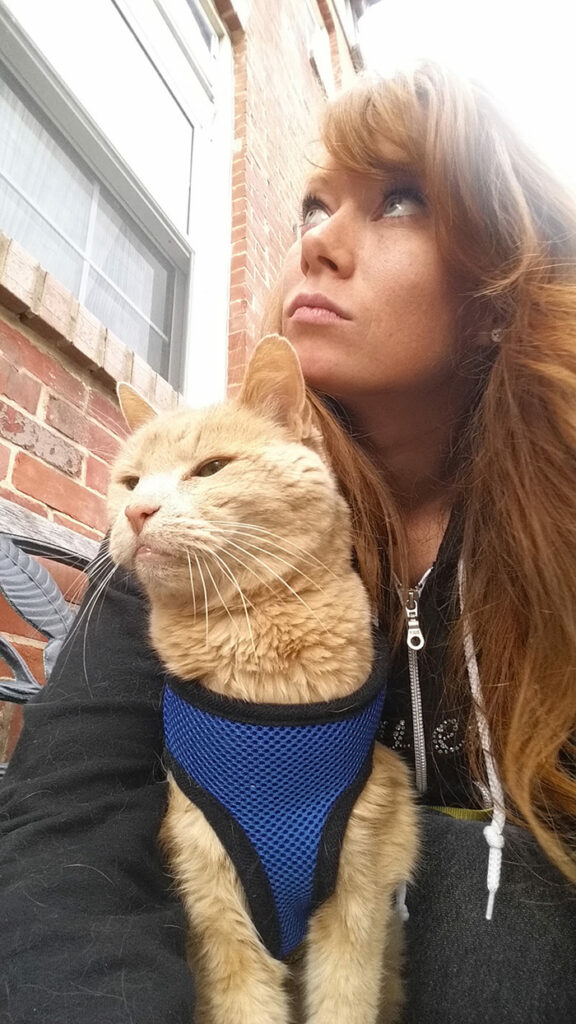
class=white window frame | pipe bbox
[0,0,233,402]
[304,0,335,97]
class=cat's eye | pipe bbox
[122,476,140,490]
[195,458,232,478]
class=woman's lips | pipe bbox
[290,305,346,324]
[286,292,351,323]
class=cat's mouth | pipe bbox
[135,545,164,560]
[133,540,177,564]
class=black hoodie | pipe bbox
[1,537,574,1024]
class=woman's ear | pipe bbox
[116,382,158,432]
[464,294,507,348]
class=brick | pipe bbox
[86,388,128,437]
[228,329,248,355]
[230,267,246,291]
[227,361,247,387]
[230,251,248,272]
[229,282,252,306]
[102,329,133,384]
[24,272,76,342]
[46,395,87,445]
[0,484,47,518]
[12,452,107,531]
[1,642,46,685]
[85,419,122,463]
[0,594,44,642]
[0,441,10,481]
[0,401,82,476]
[71,305,106,367]
[85,455,111,495]
[0,319,86,408]
[52,512,103,542]
[0,239,41,314]
[0,354,41,414]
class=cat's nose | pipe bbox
[125,501,159,535]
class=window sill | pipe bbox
[0,230,181,412]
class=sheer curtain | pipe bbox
[0,77,91,293]
[0,71,174,378]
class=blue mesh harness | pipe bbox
[162,637,387,960]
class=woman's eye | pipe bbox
[195,458,231,478]
[300,195,329,232]
[382,189,425,218]
[122,476,139,490]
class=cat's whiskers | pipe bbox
[53,559,117,691]
[84,549,113,576]
[192,550,210,646]
[64,550,110,608]
[224,538,327,632]
[198,553,237,632]
[185,549,197,620]
[73,563,118,688]
[200,552,257,659]
[207,548,257,615]
[67,560,116,643]
[210,520,340,582]
[64,550,109,607]
[216,543,276,597]
[218,533,326,595]
[205,548,258,658]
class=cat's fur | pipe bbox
[107,335,418,1024]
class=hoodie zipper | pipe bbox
[401,567,433,795]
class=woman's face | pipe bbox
[281,155,469,411]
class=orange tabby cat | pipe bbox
[107,335,417,1024]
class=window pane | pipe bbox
[0,176,83,293]
[186,0,218,52]
[92,191,173,336]
[0,66,181,383]
[6,0,194,231]
[0,74,92,249]
[85,268,170,379]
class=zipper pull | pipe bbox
[406,588,425,651]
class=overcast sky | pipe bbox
[358,0,576,195]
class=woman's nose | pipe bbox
[299,212,355,278]
[125,501,159,535]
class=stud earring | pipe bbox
[490,327,503,343]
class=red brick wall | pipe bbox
[222,0,356,389]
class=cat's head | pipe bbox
[107,335,351,608]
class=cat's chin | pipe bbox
[131,548,186,595]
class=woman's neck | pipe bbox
[344,385,468,582]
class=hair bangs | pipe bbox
[319,73,426,180]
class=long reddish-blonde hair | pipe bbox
[263,63,576,882]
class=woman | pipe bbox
[1,64,575,1023]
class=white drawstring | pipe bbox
[458,560,507,920]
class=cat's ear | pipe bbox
[240,335,314,440]
[116,382,158,432]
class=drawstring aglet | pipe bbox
[483,822,505,920]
